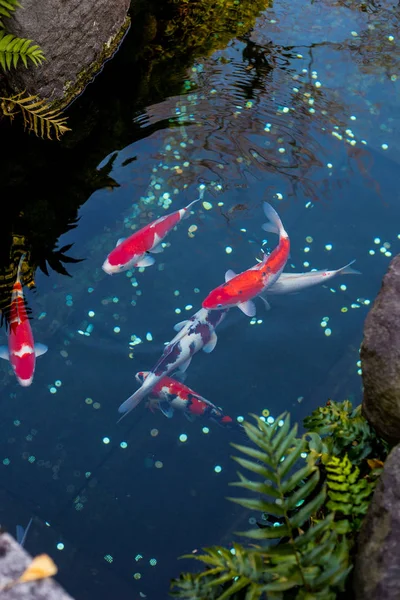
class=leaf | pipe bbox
[0,91,70,140]
[18,554,57,583]
[227,496,285,516]
[231,456,277,483]
[286,470,320,511]
[290,487,327,529]
[237,523,290,540]
[367,458,384,469]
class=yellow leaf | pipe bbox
[367,458,384,470]
[18,554,58,583]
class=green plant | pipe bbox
[171,414,352,599]
[0,1,45,70]
[0,0,70,138]
[303,399,388,463]
[325,455,377,534]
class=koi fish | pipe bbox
[102,199,199,274]
[117,308,227,420]
[137,372,241,430]
[0,255,47,387]
[259,260,361,309]
[202,202,290,316]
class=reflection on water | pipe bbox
[0,0,400,597]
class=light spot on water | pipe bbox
[179,434,188,443]
[149,558,157,566]
[146,333,153,342]
[93,402,101,409]
[114,326,121,334]
[102,437,110,445]
[202,427,209,434]
[374,237,381,244]
[225,246,233,254]
[267,416,275,424]
[175,308,182,314]
[120,442,128,449]
[155,461,163,469]
[88,311,95,317]
[150,429,159,437]
[202,201,212,210]
[50,387,57,394]
[85,398,93,405]
[214,465,222,473]
[325,328,332,336]
[325,244,332,251]
[381,144,389,150]
[57,543,64,550]
[185,305,193,311]
[237,416,244,423]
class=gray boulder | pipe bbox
[4,0,130,106]
[0,532,74,599]
[360,253,400,444]
[353,443,400,599]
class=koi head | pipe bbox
[135,371,150,384]
[202,284,236,310]
[102,247,135,274]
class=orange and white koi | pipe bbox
[137,372,241,430]
[202,202,290,316]
[0,255,47,386]
[102,199,199,274]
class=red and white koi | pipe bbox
[102,199,199,274]
[202,202,290,317]
[0,255,47,387]
[117,308,227,420]
[137,372,240,430]
[259,260,361,309]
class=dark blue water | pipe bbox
[1,0,399,597]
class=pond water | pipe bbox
[0,0,399,598]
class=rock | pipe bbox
[353,443,400,599]
[0,531,74,599]
[360,253,400,444]
[5,0,130,105]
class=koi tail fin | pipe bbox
[339,259,361,276]
[117,386,148,422]
[182,198,200,219]
[261,202,283,236]
[16,253,27,284]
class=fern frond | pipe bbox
[0,30,45,70]
[0,0,21,28]
[303,399,388,463]
[325,454,376,531]
[0,92,70,140]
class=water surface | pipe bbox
[0,0,399,597]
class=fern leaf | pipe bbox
[286,470,320,511]
[229,472,281,499]
[228,496,285,516]
[290,487,326,529]
[0,92,70,140]
[0,31,45,71]
[236,523,290,540]
[231,455,277,482]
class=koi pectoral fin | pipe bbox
[135,255,155,268]
[0,346,9,360]
[173,319,189,332]
[34,343,48,358]
[159,400,174,418]
[238,300,256,317]
[149,243,164,254]
[202,331,218,353]
[259,296,271,311]
[225,269,237,282]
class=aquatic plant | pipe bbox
[170,405,388,599]
[0,0,70,139]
